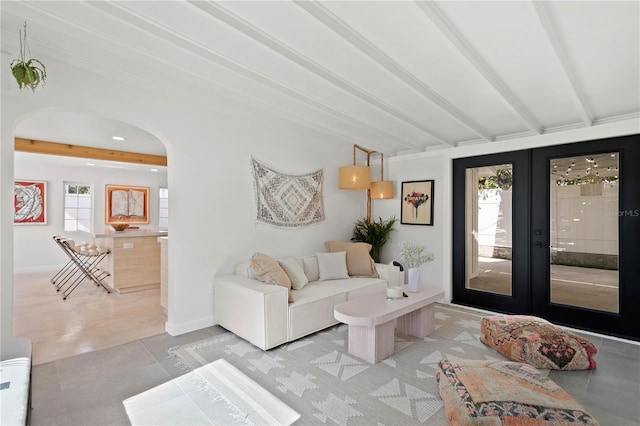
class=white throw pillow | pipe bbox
[316,251,349,281]
[300,255,320,282]
[279,259,309,290]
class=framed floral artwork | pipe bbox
[14,180,47,225]
[401,180,434,226]
[105,184,150,224]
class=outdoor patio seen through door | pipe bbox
[452,134,640,340]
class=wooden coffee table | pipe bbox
[334,286,444,364]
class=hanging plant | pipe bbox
[11,22,47,92]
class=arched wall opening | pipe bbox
[9,107,173,362]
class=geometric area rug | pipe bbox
[167,304,513,425]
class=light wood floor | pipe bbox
[13,271,166,365]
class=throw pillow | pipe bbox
[316,251,349,281]
[300,255,320,282]
[480,315,598,370]
[324,240,378,278]
[436,358,600,425]
[249,253,293,303]
[278,259,309,290]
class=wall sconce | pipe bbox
[338,144,394,222]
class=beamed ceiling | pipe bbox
[2,1,639,158]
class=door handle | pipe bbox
[534,242,547,248]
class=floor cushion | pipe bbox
[436,358,600,425]
[480,315,597,370]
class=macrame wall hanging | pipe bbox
[250,156,325,228]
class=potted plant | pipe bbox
[11,22,47,92]
[351,216,397,263]
[399,241,434,292]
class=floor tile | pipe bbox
[55,341,159,391]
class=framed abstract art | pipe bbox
[105,184,150,224]
[401,180,434,226]
[14,180,47,225]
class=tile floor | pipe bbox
[29,312,640,426]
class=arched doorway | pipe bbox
[12,110,171,364]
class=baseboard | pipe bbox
[165,315,216,336]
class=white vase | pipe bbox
[408,267,420,292]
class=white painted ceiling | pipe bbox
[2,1,639,159]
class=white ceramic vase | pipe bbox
[408,267,420,292]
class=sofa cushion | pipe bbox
[249,253,293,303]
[279,258,309,290]
[480,315,597,370]
[317,277,387,300]
[288,284,347,341]
[316,251,350,281]
[436,358,600,425]
[325,240,378,278]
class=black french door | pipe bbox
[453,134,640,340]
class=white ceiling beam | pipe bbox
[188,0,453,146]
[86,2,419,151]
[532,1,594,127]
[415,1,544,135]
[295,0,495,142]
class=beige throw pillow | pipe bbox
[324,240,379,278]
[279,259,309,290]
[249,253,294,303]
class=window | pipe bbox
[64,183,92,232]
[159,187,168,230]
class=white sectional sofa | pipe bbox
[214,254,401,350]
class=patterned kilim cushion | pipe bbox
[436,359,600,425]
[480,315,597,370]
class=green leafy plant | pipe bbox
[478,168,513,190]
[399,241,434,268]
[351,216,397,263]
[11,22,46,92]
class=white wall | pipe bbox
[372,155,445,291]
[13,153,168,272]
[551,182,619,255]
[477,189,513,250]
[0,55,366,341]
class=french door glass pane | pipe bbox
[465,164,513,295]
[550,153,619,313]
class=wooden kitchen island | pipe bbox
[93,229,168,294]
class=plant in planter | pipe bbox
[11,22,47,92]
[351,216,397,263]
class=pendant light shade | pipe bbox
[338,144,394,222]
[339,165,371,190]
[370,180,394,199]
